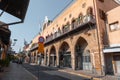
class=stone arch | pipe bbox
[59,41,71,68]
[49,45,57,67]
[75,37,92,70]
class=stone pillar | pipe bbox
[35,51,38,64]
[44,51,47,65]
[71,46,76,70]
[56,49,59,67]
[47,51,50,66]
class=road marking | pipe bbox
[23,67,38,80]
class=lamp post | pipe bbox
[12,39,17,46]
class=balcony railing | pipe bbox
[30,43,38,51]
[45,14,95,44]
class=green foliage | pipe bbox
[0,59,10,67]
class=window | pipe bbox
[109,22,120,31]
[69,14,72,18]
[82,2,86,8]
[99,9,106,20]
[64,18,66,21]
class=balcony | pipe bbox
[45,15,96,46]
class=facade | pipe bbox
[29,0,120,75]
[103,5,120,75]
[29,35,41,64]
[0,21,11,60]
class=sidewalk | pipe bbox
[41,65,118,80]
[0,62,37,80]
[58,68,118,80]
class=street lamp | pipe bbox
[12,39,17,46]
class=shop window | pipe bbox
[109,22,120,31]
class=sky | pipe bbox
[0,0,74,53]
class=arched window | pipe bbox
[57,28,61,36]
[77,13,83,25]
[87,7,93,15]
[71,18,76,29]
[85,7,93,22]
[65,22,70,32]
[62,25,65,33]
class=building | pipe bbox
[0,21,11,60]
[30,0,120,75]
[103,3,120,75]
[29,35,40,64]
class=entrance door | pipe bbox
[83,50,92,70]
[113,55,120,74]
[63,54,71,67]
[50,55,56,67]
[105,54,114,75]
[116,61,120,73]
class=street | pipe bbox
[22,63,90,80]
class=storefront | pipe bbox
[104,47,120,75]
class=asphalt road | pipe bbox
[22,63,91,80]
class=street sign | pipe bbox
[38,36,44,53]
[38,42,44,53]
[38,36,44,43]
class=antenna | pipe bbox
[38,19,42,35]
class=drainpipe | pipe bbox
[93,0,104,75]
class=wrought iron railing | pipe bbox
[45,14,95,43]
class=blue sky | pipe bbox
[0,0,74,52]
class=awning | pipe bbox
[0,0,30,21]
[103,47,120,53]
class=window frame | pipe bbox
[109,21,120,32]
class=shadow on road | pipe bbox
[22,63,91,80]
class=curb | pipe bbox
[23,67,38,80]
[58,69,91,78]
[58,69,101,80]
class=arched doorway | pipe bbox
[75,37,92,70]
[59,42,71,68]
[49,46,56,67]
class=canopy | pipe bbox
[0,0,30,22]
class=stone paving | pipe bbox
[0,63,37,80]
